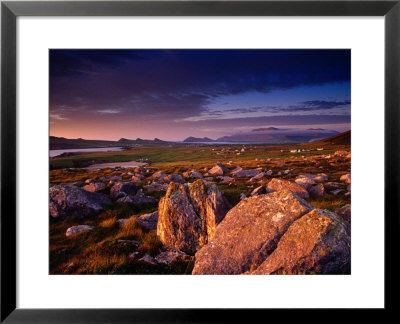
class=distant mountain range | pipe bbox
[51,128,348,150]
[50,136,168,150]
[183,136,215,143]
[183,128,340,144]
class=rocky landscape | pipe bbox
[49,133,351,275]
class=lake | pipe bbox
[49,147,124,158]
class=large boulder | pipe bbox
[266,178,309,199]
[49,185,111,219]
[249,209,350,274]
[110,182,138,199]
[157,180,232,255]
[192,190,312,274]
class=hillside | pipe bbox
[312,130,351,146]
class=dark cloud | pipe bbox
[182,114,351,129]
[284,100,351,112]
[50,49,351,121]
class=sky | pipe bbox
[50,49,351,141]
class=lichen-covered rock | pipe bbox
[249,209,350,274]
[157,180,231,255]
[192,190,312,274]
[110,182,138,199]
[66,225,94,237]
[266,178,309,199]
[50,185,111,219]
[136,211,159,231]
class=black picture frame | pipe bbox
[1,0,399,322]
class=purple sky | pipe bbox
[50,49,351,141]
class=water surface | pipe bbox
[50,147,124,158]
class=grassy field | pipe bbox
[49,135,350,274]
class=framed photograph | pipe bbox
[1,0,398,321]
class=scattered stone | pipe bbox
[131,174,145,182]
[240,193,246,200]
[157,180,232,255]
[208,162,228,176]
[110,182,138,199]
[152,171,167,180]
[295,177,316,187]
[335,204,351,222]
[163,174,185,183]
[340,174,351,184]
[155,250,193,265]
[139,254,157,265]
[249,172,265,182]
[231,166,243,174]
[314,173,328,182]
[66,225,94,237]
[250,186,266,196]
[116,189,157,204]
[334,151,351,158]
[331,189,344,196]
[217,176,233,184]
[308,183,325,197]
[136,211,159,231]
[50,185,111,219]
[232,169,261,178]
[183,170,203,179]
[192,190,313,274]
[128,252,140,259]
[117,239,141,247]
[117,218,130,227]
[144,182,169,191]
[99,176,122,182]
[266,178,309,199]
[82,181,106,192]
[266,170,273,176]
[134,166,147,173]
